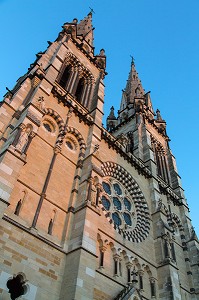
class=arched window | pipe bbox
[14,200,22,216]
[75,77,85,103]
[59,66,71,90]
[48,219,53,235]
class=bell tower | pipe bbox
[107,59,199,299]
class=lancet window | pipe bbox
[57,53,94,109]
[151,136,170,184]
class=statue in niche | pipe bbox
[15,126,31,153]
[163,233,176,262]
[87,176,99,206]
[90,180,97,205]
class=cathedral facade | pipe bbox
[0,13,198,300]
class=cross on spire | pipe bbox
[89,7,95,14]
[130,55,135,65]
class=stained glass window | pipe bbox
[112,212,121,227]
[123,212,132,226]
[113,197,121,210]
[113,183,122,195]
[124,198,131,210]
[101,196,110,210]
[102,182,111,195]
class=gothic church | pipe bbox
[0,12,198,300]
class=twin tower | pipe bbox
[0,12,198,300]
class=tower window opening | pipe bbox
[99,250,104,267]
[150,280,156,298]
[139,274,143,290]
[75,77,84,103]
[119,261,122,276]
[59,66,71,89]
[127,267,131,282]
[114,259,118,276]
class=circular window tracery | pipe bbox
[100,162,150,243]
[113,183,122,195]
[113,197,121,210]
[102,182,111,195]
[124,198,131,210]
[124,212,132,226]
[102,179,135,231]
[101,196,110,211]
[112,212,121,226]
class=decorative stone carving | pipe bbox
[15,125,32,153]
[100,162,150,243]
[36,96,45,111]
[117,134,129,148]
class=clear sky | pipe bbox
[0,0,198,235]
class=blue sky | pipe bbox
[0,0,199,235]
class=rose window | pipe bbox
[100,167,150,243]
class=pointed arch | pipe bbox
[170,213,184,232]
[57,52,95,108]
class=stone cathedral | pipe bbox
[0,12,198,300]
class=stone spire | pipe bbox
[106,106,117,131]
[77,12,94,46]
[124,57,145,104]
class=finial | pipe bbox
[130,55,135,65]
[72,18,78,24]
[156,109,163,121]
[99,49,105,56]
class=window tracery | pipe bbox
[57,52,94,108]
[100,162,150,243]
[101,179,136,231]
[151,135,170,184]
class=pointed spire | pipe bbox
[77,12,94,46]
[124,57,145,104]
[106,106,117,132]
[107,106,117,120]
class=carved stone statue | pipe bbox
[36,96,45,111]
[90,179,97,205]
[15,127,31,153]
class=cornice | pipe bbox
[52,82,94,126]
